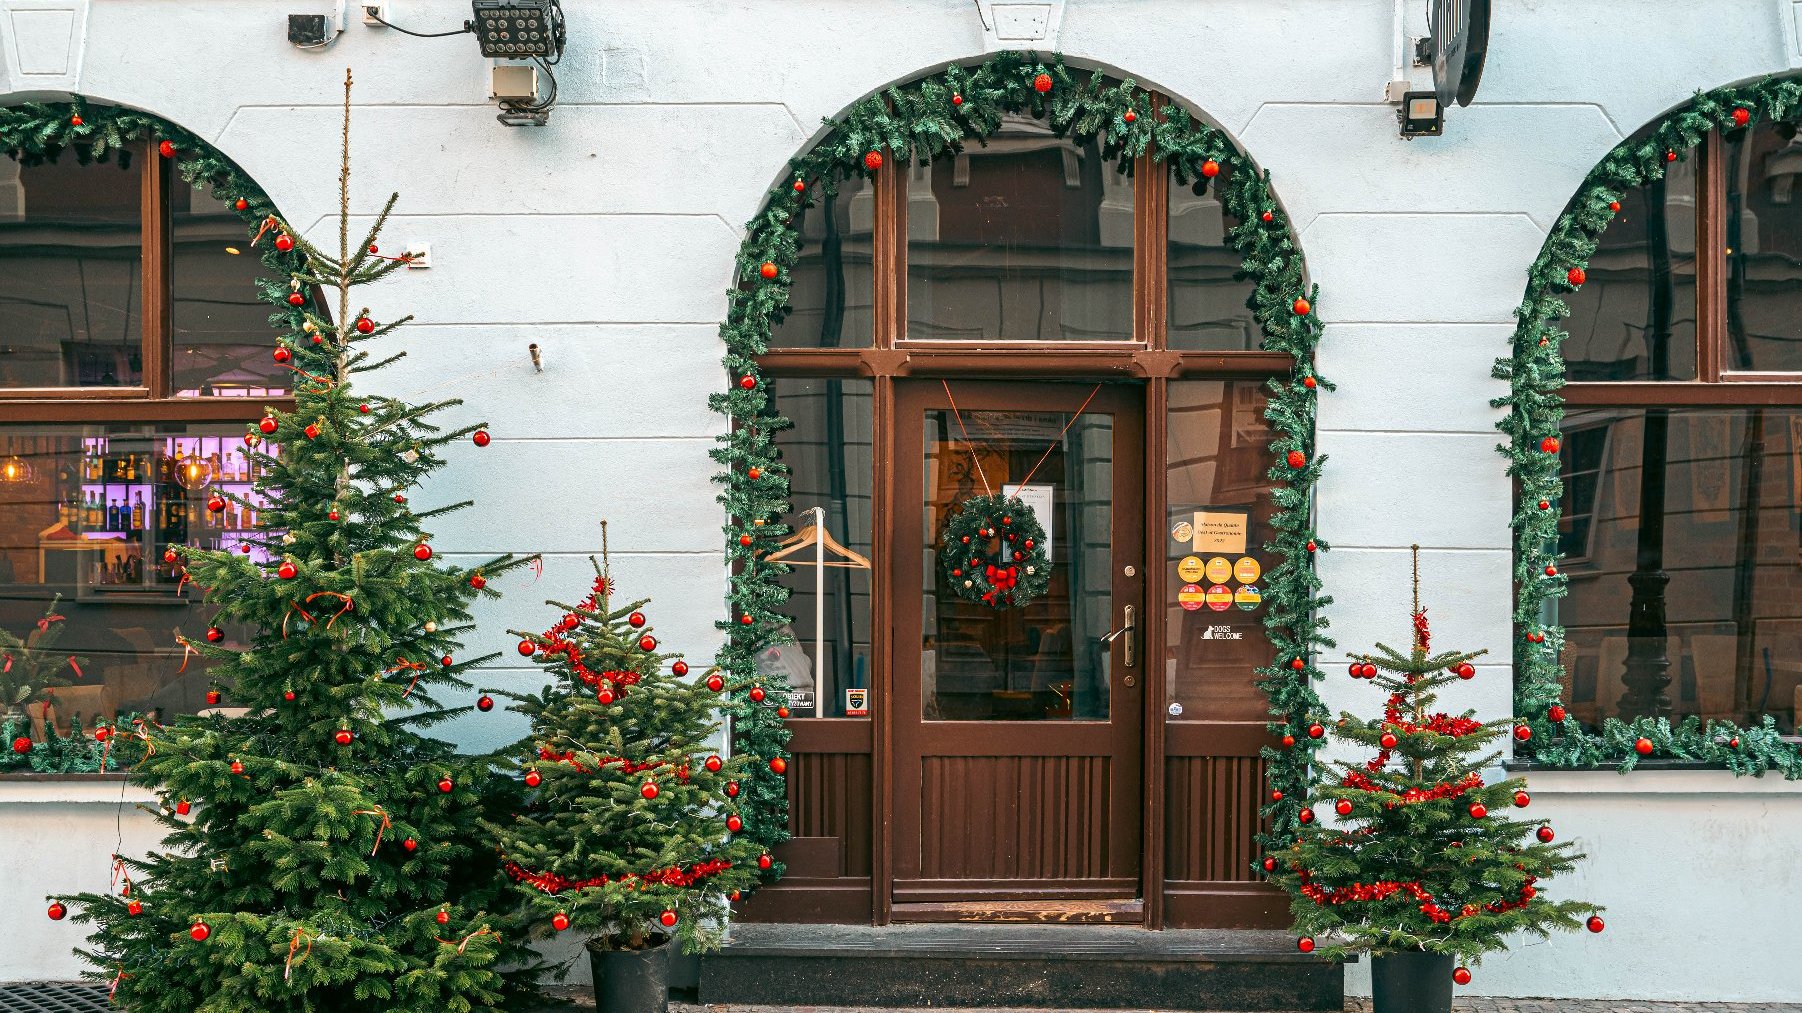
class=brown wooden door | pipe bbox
[890,379,1145,913]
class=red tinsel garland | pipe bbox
[1293,863,1538,922]
[535,747,691,781]
[524,573,650,692]
[504,857,733,895]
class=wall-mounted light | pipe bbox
[1398,91,1443,139]
[0,455,31,482]
[362,1,565,126]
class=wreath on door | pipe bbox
[940,493,1051,608]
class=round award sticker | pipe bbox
[1234,584,1262,611]
[1177,555,1206,582]
[1205,584,1233,611]
[1233,556,1261,584]
[1205,557,1233,584]
[1178,584,1207,611]
[1171,520,1194,544]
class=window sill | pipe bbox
[0,773,152,804]
[1505,762,1802,794]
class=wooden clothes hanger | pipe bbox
[764,515,872,570]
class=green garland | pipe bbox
[939,494,1052,609]
[1494,76,1802,779]
[710,52,1337,877]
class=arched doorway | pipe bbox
[717,55,1331,929]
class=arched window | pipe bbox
[0,102,307,757]
[725,58,1327,927]
[1513,90,1802,761]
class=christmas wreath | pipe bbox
[940,494,1052,608]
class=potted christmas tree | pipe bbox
[47,71,541,1011]
[1269,548,1604,1013]
[493,526,767,1013]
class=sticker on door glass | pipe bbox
[1205,584,1233,611]
[1233,556,1261,584]
[1171,519,1194,544]
[1177,555,1206,582]
[1234,585,1262,611]
[1204,557,1233,584]
[1178,584,1207,611]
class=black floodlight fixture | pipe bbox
[1399,91,1443,138]
[471,1,565,60]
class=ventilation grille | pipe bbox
[0,984,111,1013]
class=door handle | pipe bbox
[1102,604,1136,669]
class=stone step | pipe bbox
[696,923,1343,1012]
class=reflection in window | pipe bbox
[172,181,291,397]
[1164,380,1277,722]
[1167,163,1259,351]
[768,378,873,716]
[0,153,144,388]
[1560,123,1698,381]
[907,115,1133,341]
[768,175,874,349]
[0,424,269,732]
[1725,119,1802,372]
[1554,406,1801,734]
[922,406,1113,720]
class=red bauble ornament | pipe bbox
[1586,915,1605,933]
[672,660,689,677]
[524,770,542,787]
[596,687,615,705]
[277,562,298,580]
[288,292,306,306]
[746,466,761,480]
[749,685,766,702]
[759,262,779,281]
[163,547,180,564]
[1456,662,1476,679]
[1302,375,1317,389]
[726,815,743,832]
[659,910,679,927]
[1262,856,1278,873]
[1271,790,1284,802]
[437,777,454,793]
[1307,723,1324,739]
[1665,149,1677,162]
[413,543,433,561]
[436,910,449,924]
[230,759,245,774]
[1634,737,1653,755]
[358,403,370,414]
[48,902,67,921]
[1514,724,1532,741]
[552,912,570,932]
[777,705,791,718]
[127,900,142,916]
[1733,107,1751,126]
[1514,791,1531,808]
[1361,663,1377,678]
[1566,267,1586,287]
[516,640,535,657]
[1453,967,1472,986]
[757,853,773,870]
[470,574,487,590]
[1380,733,1398,749]
[275,234,295,252]
[441,655,454,668]
[175,800,192,815]
[94,726,110,742]
[472,430,490,447]
[205,627,224,643]
[641,781,659,800]
[205,690,222,706]
[1549,705,1567,722]
[726,781,740,797]
[706,674,725,692]
[739,534,754,547]
[1540,436,1562,453]
[11,737,30,755]
[863,150,883,171]
[1201,158,1221,178]
[639,635,657,651]
[951,93,964,106]
[738,374,757,390]
[1297,937,1315,954]
[1033,72,1053,93]
[207,494,226,514]
[284,691,296,701]
[1730,737,1741,748]
[476,695,494,712]
[190,922,211,942]
[1469,803,1488,819]
[1123,110,1137,123]
[235,198,248,211]
[1297,807,1314,824]
[259,415,278,434]
[1335,799,1352,816]
[1292,297,1311,316]
[792,179,807,192]
[1286,450,1307,468]
[627,611,646,628]
[1281,735,1295,748]
[272,347,291,364]
[1608,200,1621,212]
[730,890,742,901]
[355,317,375,334]
[1544,565,1558,577]
[70,115,83,127]
[1289,657,1305,671]
[770,756,788,774]
[335,729,353,745]
[158,140,176,158]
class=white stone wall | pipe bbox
[2,0,1800,999]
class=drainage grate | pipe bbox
[0,983,111,1013]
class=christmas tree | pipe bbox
[493,525,767,953]
[1270,548,1603,984]
[49,71,539,1012]
[1,595,84,732]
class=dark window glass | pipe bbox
[0,423,271,731]
[1560,125,1698,381]
[1723,119,1802,372]
[907,116,1133,341]
[1164,380,1278,722]
[0,154,143,387]
[767,174,874,349]
[172,181,291,397]
[1167,163,1259,351]
[1553,406,1801,734]
[1557,423,1610,561]
[767,377,874,717]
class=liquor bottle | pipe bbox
[223,499,239,530]
[106,498,119,532]
[123,453,136,482]
[242,502,256,529]
[132,491,146,531]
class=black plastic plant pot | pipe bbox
[1370,949,1454,1013]
[587,935,674,1013]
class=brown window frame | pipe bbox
[0,140,295,424]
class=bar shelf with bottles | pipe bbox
[46,434,275,602]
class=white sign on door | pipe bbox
[1002,483,1055,560]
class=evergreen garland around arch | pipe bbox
[711,52,1337,880]
[1494,76,1802,778]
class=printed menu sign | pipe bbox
[1191,509,1249,555]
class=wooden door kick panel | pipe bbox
[890,898,1145,924]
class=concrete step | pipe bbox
[696,923,1343,1012]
